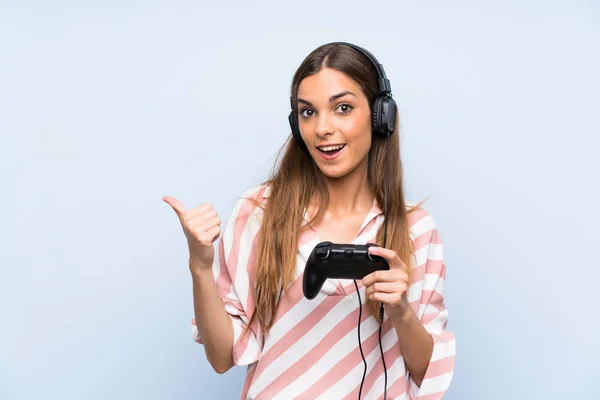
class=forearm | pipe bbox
[191,264,234,373]
[390,305,434,386]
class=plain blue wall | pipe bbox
[1,1,599,399]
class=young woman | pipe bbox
[164,42,456,400]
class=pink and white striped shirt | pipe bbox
[192,185,456,399]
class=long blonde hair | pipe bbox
[246,43,425,334]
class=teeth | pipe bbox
[319,144,345,151]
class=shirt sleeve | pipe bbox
[407,212,456,399]
[191,188,264,366]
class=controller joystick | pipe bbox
[367,250,384,263]
[302,241,390,299]
[315,241,332,259]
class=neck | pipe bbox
[323,158,373,217]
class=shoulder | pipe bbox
[237,183,270,204]
[405,203,445,269]
[228,183,270,221]
[220,184,270,246]
[405,201,439,241]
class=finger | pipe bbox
[163,196,187,218]
[184,202,214,219]
[190,215,221,234]
[201,225,221,245]
[189,217,221,244]
[365,282,408,301]
[362,269,402,286]
[186,208,218,226]
[368,246,397,261]
[368,246,407,271]
[367,281,407,297]
[369,291,404,304]
[364,275,409,298]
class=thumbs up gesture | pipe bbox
[163,196,221,272]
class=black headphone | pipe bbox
[288,42,398,144]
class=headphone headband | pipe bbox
[326,42,392,96]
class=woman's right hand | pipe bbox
[162,196,221,273]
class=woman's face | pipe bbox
[296,67,372,179]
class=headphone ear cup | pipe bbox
[371,96,384,136]
[289,110,303,144]
[372,96,397,137]
[381,97,397,136]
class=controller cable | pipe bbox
[354,139,390,400]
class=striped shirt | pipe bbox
[192,185,456,399]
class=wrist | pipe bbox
[387,301,413,324]
[190,260,213,280]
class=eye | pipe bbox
[299,108,314,118]
[336,103,354,115]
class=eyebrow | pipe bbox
[297,90,356,107]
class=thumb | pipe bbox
[162,196,187,218]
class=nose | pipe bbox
[315,112,334,138]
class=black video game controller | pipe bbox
[302,241,390,300]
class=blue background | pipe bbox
[1,1,599,399]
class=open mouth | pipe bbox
[317,144,346,156]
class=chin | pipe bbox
[317,164,353,179]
